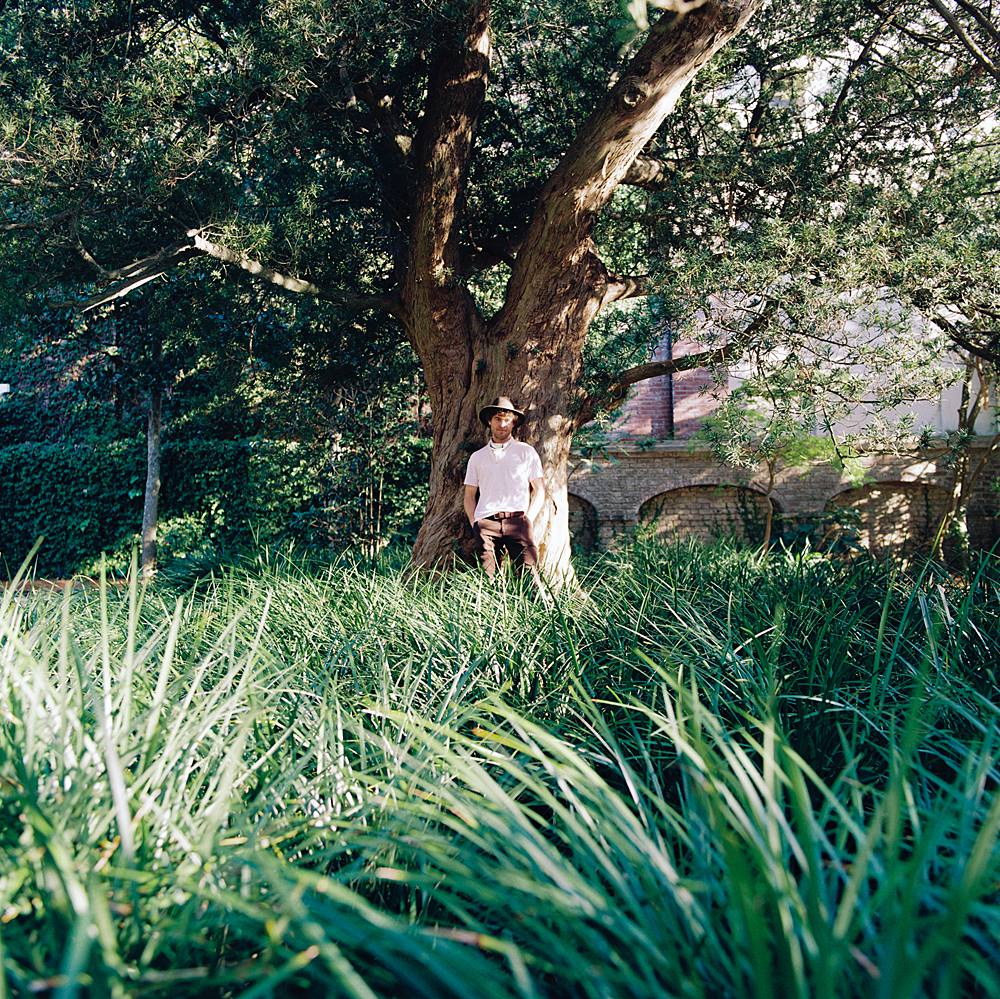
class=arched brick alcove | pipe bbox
[638,484,777,544]
[826,481,952,556]
[567,493,599,553]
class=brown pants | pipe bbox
[473,511,540,581]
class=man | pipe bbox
[464,396,545,585]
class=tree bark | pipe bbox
[932,357,995,569]
[411,330,581,583]
[759,459,777,555]
[407,1,765,583]
[141,382,162,580]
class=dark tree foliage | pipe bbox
[2,0,997,577]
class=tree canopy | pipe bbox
[3,0,998,575]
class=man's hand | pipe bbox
[464,484,479,528]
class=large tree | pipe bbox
[3,0,997,578]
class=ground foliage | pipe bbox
[1,541,998,997]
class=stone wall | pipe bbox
[638,484,774,545]
[567,439,1000,556]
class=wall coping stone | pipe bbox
[573,435,999,460]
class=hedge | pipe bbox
[0,439,328,578]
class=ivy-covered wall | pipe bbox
[0,439,328,577]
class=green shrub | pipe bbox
[0,439,328,577]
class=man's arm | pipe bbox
[464,484,479,526]
[527,477,545,523]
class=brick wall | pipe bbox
[567,493,599,553]
[827,483,950,557]
[587,327,999,557]
[568,439,1000,556]
[615,335,717,439]
[672,367,717,438]
[639,485,773,544]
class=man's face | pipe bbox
[490,410,516,441]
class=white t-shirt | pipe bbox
[464,440,543,522]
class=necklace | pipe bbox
[488,438,512,452]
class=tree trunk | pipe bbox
[63,2,766,585]
[410,320,580,585]
[932,446,967,564]
[931,357,992,570]
[946,500,971,572]
[760,461,777,555]
[405,1,764,586]
[141,384,162,580]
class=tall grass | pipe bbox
[1,541,997,997]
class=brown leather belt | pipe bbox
[491,510,523,520]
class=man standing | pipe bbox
[464,396,546,585]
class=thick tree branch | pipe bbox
[929,0,1000,79]
[953,0,1000,48]
[601,274,650,305]
[497,0,764,336]
[402,0,493,377]
[621,155,679,189]
[573,345,730,428]
[406,0,492,289]
[0,208,76,232]
[825,7,899,133]
[574,299,777,427]
[189,232,331,295]
[355,82,414,159]
[934,312,1000,366]
[351,79,415,275]
[190,233,401,316]
[82,231,401,316]
[81,241,202,310]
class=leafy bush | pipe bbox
[0,430,432,578]
[0,439,328,577]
